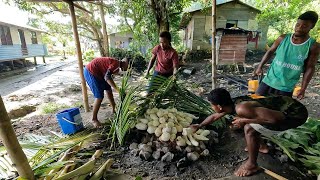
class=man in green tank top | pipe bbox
[255,11,320,99]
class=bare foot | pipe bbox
[235,161,260,177]
[92,120,103,128]
[245,144,269,154]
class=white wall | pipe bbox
[9,26,20,44]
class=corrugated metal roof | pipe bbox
[0,19,46,33]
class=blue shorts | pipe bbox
[84,67,111,99]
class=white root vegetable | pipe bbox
[160,132,170,141]
[162,124,172,133]
[188,134,199,146]
[155,127,162,137]
[147,126,156,134]
[171,127,177,134]
[159,117,166,124]
[152,120,160,127]
[167,122,175,127]
[170,134,176,141]
[147,121,154,126]
[139,118,149,124]
[150,114,158,121]
[193,134,209,141]
[196,129,204,134]
[176,136,186,147]
[200,130,210,137]
[135,123,147,130]
[183,135,192,146]
[156,110,164,117]
[175,124,183,132]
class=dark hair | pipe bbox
[298,11,318,27]
[159,31,172,42]
[207,88,233,106]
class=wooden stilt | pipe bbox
[0,96,35,179]
[42,56,46,64]
[10,61,14,70]
[22,59,27,67]
[34,57,37,65]
[67,0,90,112]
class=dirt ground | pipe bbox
[1,52,319,179]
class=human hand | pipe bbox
[297,89,306,100]
[253,66,263,76]
[189,124,200,133]
[232,117,247,128]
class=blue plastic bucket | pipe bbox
[56,108,84,134]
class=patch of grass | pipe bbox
[72,101,83,108]
[42,102,71,114]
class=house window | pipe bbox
[226,20,238,28]
[31,31,38,44]
[0,25,13,45]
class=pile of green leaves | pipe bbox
[265,118,320,175]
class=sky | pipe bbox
[0,1,122,29]
[0,1,30,26]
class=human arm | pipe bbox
[172,51,179,75]
[146,47,158,77]
[104,70,119,93]
[298,43,320,99]
[254,35,286,76]
[190,112,226,132]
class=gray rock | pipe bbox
[199,141,206,150]
[161,146,170,154]
[139,150,151,160]
[201,149,210,156]
[130,149,139,156]
[152,150,161,160]
[161,152,174,162]
[129,142,138,150]
[187,152,200,161]
[278,154,288,163]
[176,157,187,168]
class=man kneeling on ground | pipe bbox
[84,57,129,128]
[190,88,308,177]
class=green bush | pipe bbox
[83,49,95,62]
[110,48,147,72]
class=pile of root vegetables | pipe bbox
[132,107,218,163]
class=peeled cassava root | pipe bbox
[134,107,213,162]
[134,108,210,147]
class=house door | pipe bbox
[18,29,28,55]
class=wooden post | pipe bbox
[0,96,35,180]
[42,56,46,64]
[211,0,217,89]
[34,57,37,65]
[22,59,27,67]
[68,0,90,112]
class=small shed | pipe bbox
[0,20,47,65]
[180,0,268,50]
